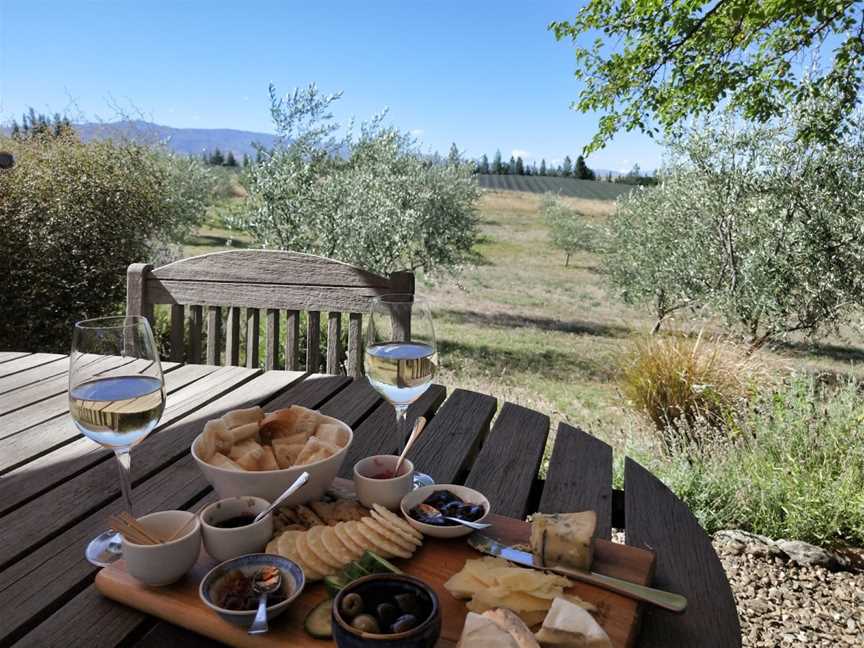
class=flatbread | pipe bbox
[306,525,345,569]
[321,524,360,563]
[353,520,413,559]
[372,504,423,541]
[362,516,418,552]
[295,530,335,577]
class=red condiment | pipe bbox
[369,469,398,479]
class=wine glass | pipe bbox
[69,315,165,566]
[365,294,438,487]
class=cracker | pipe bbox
[295,504,325,528]
[372,504,423,541]
[324,524,363,561]
[335,521,367,557]
[295,530,336,577]
[309,500,339,525]
[362,516,418,552]
[332,499,369,522]
[277,531,324,582]
[353,520,413,559]
[371,509,423,546]
[342,520,382,556]
[306,525,345,569]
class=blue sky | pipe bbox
[0,1,663,171]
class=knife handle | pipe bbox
[549,565,688,613]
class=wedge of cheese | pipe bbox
[530,510,596,571]
[534,597,612,648]
[458,612,520,648]
[483,608,541,648]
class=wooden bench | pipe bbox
[126,250,413,376]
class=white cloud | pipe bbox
[410,129,424,137]
[511,149,531,159]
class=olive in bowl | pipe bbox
[400,484,490,539]
[331,574,440,647]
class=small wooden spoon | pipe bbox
[394,416,427,477]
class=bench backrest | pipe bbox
[126,250,414,376]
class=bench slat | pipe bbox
[285,310,300,371]
[169,304,185,362]
[188,305,203,364]
[246,308,260,368]
[539,423,613,539]
[465,402,549,519]
[266,309,280,370]
[225,306,240,366]
[307,311,321,372]
[206,306,222,366]
[347,313,363,378]
[326,312,342,374]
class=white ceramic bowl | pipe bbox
[122,510,201,586]
[191,413,353,503]
[353,454,415,510]
[400,484,491,539]
[200,496,274,562]
[199,553,305,628]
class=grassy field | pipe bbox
[475,174,633,200]
[184,188,864,471]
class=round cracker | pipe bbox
[277,531,324,581]
[372,504,423,541]
[353,520,413,559]
[306,525,344,569]
[369,511,422,547]
[361,516,416,553]
[295,530,335,577]
[334,521,366,556]
[342,520,388,557]
[322,524,360,562]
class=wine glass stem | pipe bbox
[395,406,410,450]
[114,449,134,515]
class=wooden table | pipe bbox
[0,352,741,647]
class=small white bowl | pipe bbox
[354,454,415,510]
[400,484,491,539]
[200,496,273,562]
[191,413,353,503]
[122,510,201,586]
[199,553,305,628]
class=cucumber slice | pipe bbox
[304,599,332,639]
[358,550,404,575]
[342,561,371,581]
[323,573,349,598]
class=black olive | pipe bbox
[391,613,419,633]
[424,489,463,508]
[376,602,398,627]
[410,506,446,526]
[394,592,420,614]
[459,504,486,522]
[351,613,381,633]
[440,501,463,516]
[340,592,364,618]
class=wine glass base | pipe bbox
[412,472,435,489]
[85,530,124,567]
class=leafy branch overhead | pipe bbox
[551,0,864,152]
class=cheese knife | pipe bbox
[467,534,687,613]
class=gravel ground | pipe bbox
[715,540,864,647]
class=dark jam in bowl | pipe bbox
[214,513,256,529]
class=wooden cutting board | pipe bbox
[96,514,654,647]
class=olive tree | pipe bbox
[237,84,480,276]
[541,193,601,266]
[604,106,864,347]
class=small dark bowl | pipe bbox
[332,574,441,648]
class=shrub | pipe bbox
[604,105,864,347]
[541,193,601,266]
[0,132,212,352]
[617,333,764,450]
[643,375,864,546]
[236,84,481,275]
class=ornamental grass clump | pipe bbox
[617,332,765,451]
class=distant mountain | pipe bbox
[0,120,280,158]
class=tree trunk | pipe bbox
[565,253,570,267]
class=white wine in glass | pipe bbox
[69,316,165,566]
[365,295,437,487]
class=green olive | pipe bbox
[351,613,381,634]
[340,592,364,618]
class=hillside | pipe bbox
[476,174,632,200]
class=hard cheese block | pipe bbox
[530,510,597,571]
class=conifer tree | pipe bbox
[225,151,238,167]
[515,157,524,175]
[492,150,503,174]
[508,155,516,175]
[540,159,547,175]
[448,142,460,164]
[478,153,490,174]
[562,156,573,176]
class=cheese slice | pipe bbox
[530,510,596,571]
[483,608,541,648]
[534,597,612,648]
[457,612,520,648]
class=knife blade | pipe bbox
[467,533,687,613]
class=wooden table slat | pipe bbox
[0,353,66,382]
[0,351,31,363]
[406,388,497,485]
[338,384,447,480]
[264,373,351,411]
[465,401,549,519]
[318,378,382,427]
[624,458,741,648]
[539,422,614,540]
